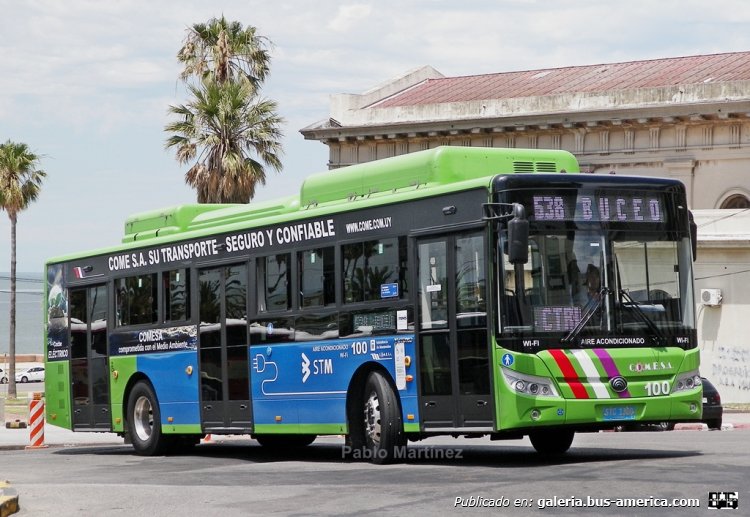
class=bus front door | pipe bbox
[417,232,493,430]
[69,284,111,430]
[198,264,252,433]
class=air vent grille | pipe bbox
[513,161,534,173]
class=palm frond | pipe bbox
[0,140,46,215]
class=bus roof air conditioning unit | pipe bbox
[701,288,722,306]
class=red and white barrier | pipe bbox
[26,393,48,450]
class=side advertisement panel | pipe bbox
[251,335,418,432]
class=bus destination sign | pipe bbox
[532,191,666,223]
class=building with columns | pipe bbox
[302,52,750,210]
[301,51,750,403]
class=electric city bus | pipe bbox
[44,146,702,462]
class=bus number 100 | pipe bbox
[645,381,671,396]
[351,341,371,355]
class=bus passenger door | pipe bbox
[198,264,252,432]
[417,232,493,430]
[69,284,111,430]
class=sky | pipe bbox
[2,0,750,274]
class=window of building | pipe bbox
[163,269,190,322]
[116,274,158,326]
[299,247,335,308]
[720,194,750,209]
[342,237,407,303]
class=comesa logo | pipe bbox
[301,353,311,383]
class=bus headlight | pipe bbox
[673,370,702,393]
[501,368,559,398]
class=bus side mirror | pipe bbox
[689,210,697,261]
[508,204,529,265]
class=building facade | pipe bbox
[301,52,750,403]
[302,52,750,210]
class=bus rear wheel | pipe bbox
[127,381,168,456]
[361,371,404,464]
[529,429,574,455]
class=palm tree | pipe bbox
[165,79,283,203]
[177,16,271,89]
[169,17,283,203]
[0,140,46,399]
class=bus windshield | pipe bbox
[500,229,695,346]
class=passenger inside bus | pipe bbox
[586,264,602,301]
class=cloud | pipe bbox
[327,4,373,32]
[4,0,750,272]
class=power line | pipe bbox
[0,275,44,283]
[0,290,43,295]
[695,268,750,281]
[697,208,750,228]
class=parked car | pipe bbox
[15,366,45,383]
[701,377,723,430]
[0,367,7,384]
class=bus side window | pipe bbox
[299,247,335,309]
[115,274,157,326]
[163,269,189,322]
[258,254,291,312]
[342,237,407,304]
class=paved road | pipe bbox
[1,429,748,516]
[0,381,44,397]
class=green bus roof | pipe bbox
[49,146,578,264]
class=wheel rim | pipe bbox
[133,395,154,442]
[364,390,381,446]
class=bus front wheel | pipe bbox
[529,429,574,455]
[127,381,167,456]
[361,371,404,464]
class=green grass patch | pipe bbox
[1,396,31,423]
[2,397,31,406]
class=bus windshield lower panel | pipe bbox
[499,229,695,349]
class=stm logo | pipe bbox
[301,353,333,383]
[302,353,311,383]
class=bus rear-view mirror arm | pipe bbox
[507,204,529,265]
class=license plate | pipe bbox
[603,405,636,421]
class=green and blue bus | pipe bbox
[44,146,702,461]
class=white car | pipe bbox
[16,366,45,383]
[0,367,7,384]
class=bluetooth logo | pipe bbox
[301,353,311,383]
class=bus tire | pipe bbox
[255,434,316,448]
[362,371,403,464]
[529,429,574,455]
[127,381,168,456]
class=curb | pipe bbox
[0,480,19,517]
[673,422,750,431]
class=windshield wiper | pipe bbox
[561,287,609,346]
[619,289,666,346]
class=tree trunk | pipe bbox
[8,212,17,399]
